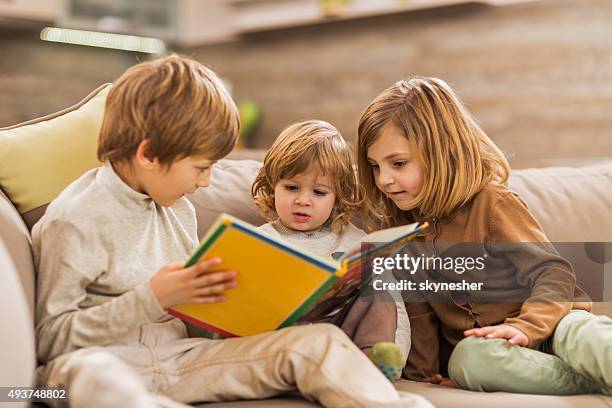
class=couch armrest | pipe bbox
[0,187,35,316]
[0,239,36,393]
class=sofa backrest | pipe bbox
[509,164,612,307]
[508,165,612,242]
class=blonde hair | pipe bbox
[252,120,361,233]
[97,54,239,166]
[357,76,510,231]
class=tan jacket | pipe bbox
[404,184,591,380]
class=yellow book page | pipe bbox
[172,226,335,336]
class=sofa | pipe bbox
[1,85,611,407]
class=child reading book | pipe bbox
[32,56,433,408]
[356,76,612,395]
[251,119,411,381]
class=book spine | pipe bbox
[277,274,340,328]
[185,222,230,267]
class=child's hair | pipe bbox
[251,120,361,233]
[97,54,239,166]
[357,76,510,231]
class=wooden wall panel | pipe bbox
[185,0,612,167]
[1,0,610,168]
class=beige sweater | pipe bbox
[32,163,198,363]
[256,219,366,258]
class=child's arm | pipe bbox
[35,220,236,363]
[478,191,578,348]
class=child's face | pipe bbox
[141,154,215,207]
[273,166,336,232]
[366,123,424,211]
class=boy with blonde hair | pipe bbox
[33,55,432,408]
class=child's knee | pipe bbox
[68,348,129,375]
[555,312,612,375]
[448,336,508,391]
[555,312,608,349]
[67,349,153,407]
[447,337,482,384]
[268,324,358,376]
[580,314,612,352]
[283,323,353,359]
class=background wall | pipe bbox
[185,0,612,168]
[0,20,134,125]
[1,0,610,168]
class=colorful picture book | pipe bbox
[168,213,426,337]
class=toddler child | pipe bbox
[252,120,411,381]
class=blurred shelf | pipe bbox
[0,0,61,23]
[230,0,542,35]
[0,0,542,46]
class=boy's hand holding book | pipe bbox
[150,257,238,309]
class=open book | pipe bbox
[168,213,427,337]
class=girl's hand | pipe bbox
[464,324,528,346]
[426,374,455,388]
[150,257,238,309]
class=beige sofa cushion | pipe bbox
[186,159,267,239]
[0,188,35,316]
[508,164,612,242]
[395,381,612,408]
[192,380,612,408]
[0,238,36,391]
[508,164,612,307]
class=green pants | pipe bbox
[448,310,612,395]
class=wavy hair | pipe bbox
[357,77,510,231]
[252,120,362,233]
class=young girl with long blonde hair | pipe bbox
[356,77,611,394]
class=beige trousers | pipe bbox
[38,321,432,408]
